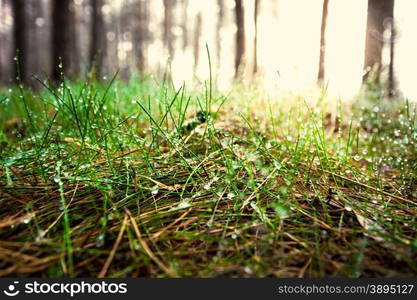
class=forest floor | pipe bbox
[0,75,416,277]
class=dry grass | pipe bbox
[0,77,416,277]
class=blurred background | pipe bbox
[0,0,416,99]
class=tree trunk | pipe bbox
[69,1,80,78]
[181,0,188,51]
[52,0,72,81]
[11,0,27,83]
[193,12,202,73]
[134,0,147,72]
[163,0,174,59]
[388,18,396,97]
[253,0,260,74]
[234,0,245,77]
[0,0,13,84]
[216,0,225,69]
[363,0,394,83]
[90,0,106,78]
[317,0,329,84]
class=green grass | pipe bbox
[0,73,416,277]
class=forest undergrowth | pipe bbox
[0,72,416,277]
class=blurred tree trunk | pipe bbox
[11,0,27,83]
[193,12,202,73]
[134,0,146,72]
[163,0,174,59]
[234,0,245,77]
[180,0,188,51]
[0,0,3,83]
[363,0,394,83]
[317,0,328,84]
[253,0,260,74]
[69,1,80,78]
[0,0,12,84]
[388,17,396,97]
[90,0,106,78]
[216,0,225,69]
[52,0,72,81]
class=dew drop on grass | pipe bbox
[95,233,105,247]
[274,205,290,219]
[80,163,91,169]
[151,185,159,195]
[273,161,282,169]
[176,199,192,209]
[36,230,46,242]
